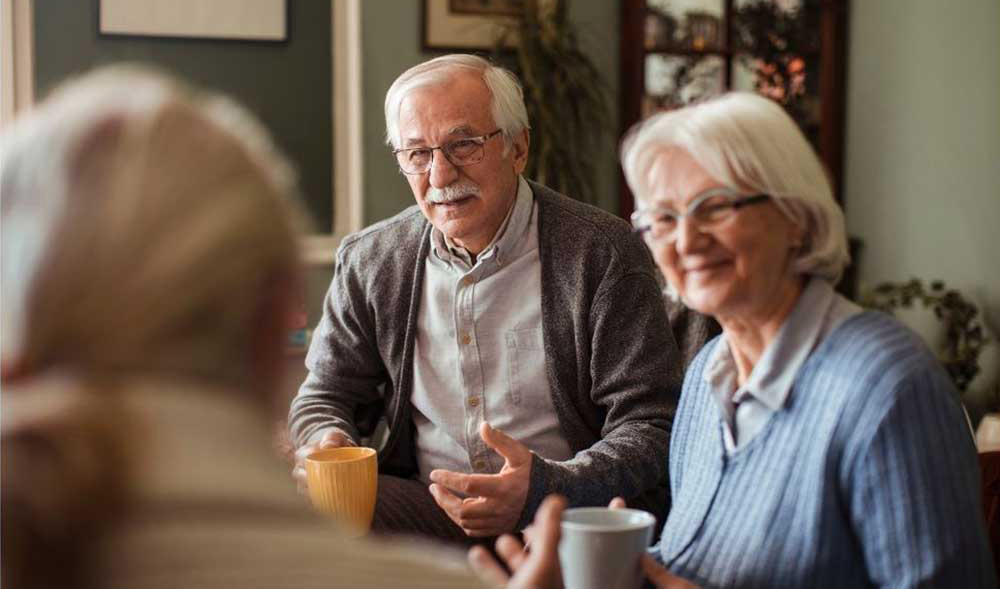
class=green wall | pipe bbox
[844,0,1000,400]
[33,0,333,230]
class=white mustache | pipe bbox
[427,182,480,204]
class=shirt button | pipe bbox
[474,460,487,471]
[460,333,472,345]
[468,397,480,408]
[461,276,475,287]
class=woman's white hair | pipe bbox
[0,65,307,387]
[620,91,849,284]
[383,54,530,154]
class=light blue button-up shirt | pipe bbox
[411,177,573,484]
[705,277,862,453]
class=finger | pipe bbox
[480,422,531,467]
[529,495,567,560]
[456,515,511,534]
[429,469,502,497]
[319,430,353,449]
[496,534,528,571]
[522,523,536,548]
[428,483,465,517]
[294,466,308,494]
[467,546,511,586]
[455,496,501,519]
[294,442,320,463]
[641,554,690,588]
[608,496,626,509]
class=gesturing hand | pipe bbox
[467,495,566,589]
[428,422,532,537]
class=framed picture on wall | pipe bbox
[99,0,287,41]
[422,0,521,51]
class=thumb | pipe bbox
[480,422,530,466]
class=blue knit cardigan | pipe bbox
[655,310,995,588]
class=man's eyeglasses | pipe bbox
[630,188,770,243]
[393,129,503,175]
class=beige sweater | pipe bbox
[97,378,488,589]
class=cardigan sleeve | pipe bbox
[845,364,995,588]
[288,249,388,447]
[519,270,679,529]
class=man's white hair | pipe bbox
[0,65,306,386]
[620,91,849,284]
[384,54,530,153]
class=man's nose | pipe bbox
[428,149,459,189]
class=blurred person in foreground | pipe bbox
[471,92,996,588]
[0,65,558,589]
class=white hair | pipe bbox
[0,65,306,387]
[383,54,530,154]
[620,91,849,284]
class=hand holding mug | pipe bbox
[292,429,354,493]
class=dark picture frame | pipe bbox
[422,0,519,51]
[98,0,288,42]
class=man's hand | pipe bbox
[428,422,532,537]
[291,429,355,493]
[467,495,565,589]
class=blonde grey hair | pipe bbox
[383,54,530,153]
[0,65,307,387]
[620,91,849,284]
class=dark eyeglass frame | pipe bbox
[392,129,503,175]
[630,188,770,242]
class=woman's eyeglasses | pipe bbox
[631,188,770,243]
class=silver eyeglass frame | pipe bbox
[392,129,503,175]
[630,188,770,242]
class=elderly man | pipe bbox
[289,54,696,543]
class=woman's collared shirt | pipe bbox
[705,277,861,453]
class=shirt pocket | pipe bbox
[506,327,545,407]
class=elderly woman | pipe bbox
[612,92,994,588]
[2,66,568,589]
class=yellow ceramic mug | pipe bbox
[305,447,378,536]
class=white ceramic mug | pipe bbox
[558,507,657,589]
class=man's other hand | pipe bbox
[428,422,532,537]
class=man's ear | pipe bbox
[511,129,530,175]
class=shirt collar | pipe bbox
[706,277,842,412]
[430,175,532,270]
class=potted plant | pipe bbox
[493,0,611,208]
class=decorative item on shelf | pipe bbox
[859,278,988,394]
[683,11,721,51]
[732,0,822,131]
[492,0,610,207]
[644,8,677,50]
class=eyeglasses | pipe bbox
[393,129,503,175]
[630,188,770,243]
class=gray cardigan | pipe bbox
[290,181,685,528]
